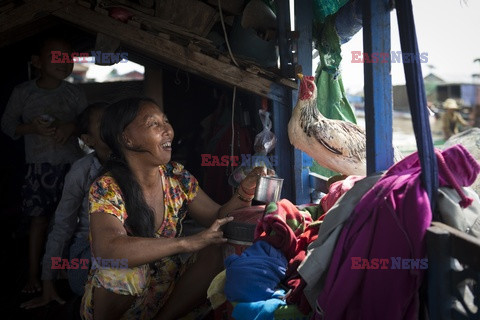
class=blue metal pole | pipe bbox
[272,0,313,204]
[272,0,294,201]
[294,0,314,203]
[363,0,394,174]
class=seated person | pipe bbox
[21,102,110,309]
[81,97,268,320]
[442,98,468,140]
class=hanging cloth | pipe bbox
[310,17,358,177]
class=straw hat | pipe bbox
[443,98,460,110]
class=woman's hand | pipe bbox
[238,166,276,197]
[183,216,233,253]
[20,280,65,309]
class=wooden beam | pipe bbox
[429,222,480,269]
[426,223,452,320]
[0,16,58,48]
[363,0,394,174]
[51,3,293,101]
[0,0,73,34]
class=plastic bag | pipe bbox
[228,110,276,187]
[254,109,276,154]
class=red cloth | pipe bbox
[284,224,320,314]
[254,199,313,260]
[254,199,317,314]
[320,175,364,214]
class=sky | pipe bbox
[81,57,144,82]
[339,0,480,93]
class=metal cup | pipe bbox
[39,114,55,126]
[254,175,283,203]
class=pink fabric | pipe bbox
[314,145,480,320]
[320,175,365,214]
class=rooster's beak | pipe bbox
[297,73,303,80]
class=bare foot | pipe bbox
[22,277,42,294]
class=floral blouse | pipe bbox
[89,161,199,238]
[81,162,199,320]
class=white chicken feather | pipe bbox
[288,75,370,175]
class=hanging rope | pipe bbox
[218,0,240,67]
[395,0,439,213]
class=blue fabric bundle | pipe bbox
[232,289,287,320]
[224,240,287,302]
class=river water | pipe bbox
[355,111,445,156]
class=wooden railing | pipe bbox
[427,222,480,320]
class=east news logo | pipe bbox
[351,257,428,270]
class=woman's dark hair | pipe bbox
[100,97,159,237]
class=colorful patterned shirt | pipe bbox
[89,161,199,238]
[82,161,199,320]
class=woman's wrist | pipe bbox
[236,190,254,202]
[177,237,191,253]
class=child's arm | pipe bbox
[16,118,56,137]
[1,87,56,138]
[456,112,469,126]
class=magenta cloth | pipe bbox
[314,145,480,320]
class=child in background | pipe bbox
[20,102,110,309]
[1,36,88,293]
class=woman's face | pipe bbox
[122,102,174,166]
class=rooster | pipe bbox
[288,74,368,175]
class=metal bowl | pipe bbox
[254,175,283,203]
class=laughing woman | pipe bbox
[80,97,266,320]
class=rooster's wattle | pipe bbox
[288,75,367,175]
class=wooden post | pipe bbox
[363,0,394,174]
[426,225,452,320]
[144,65,164,111]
